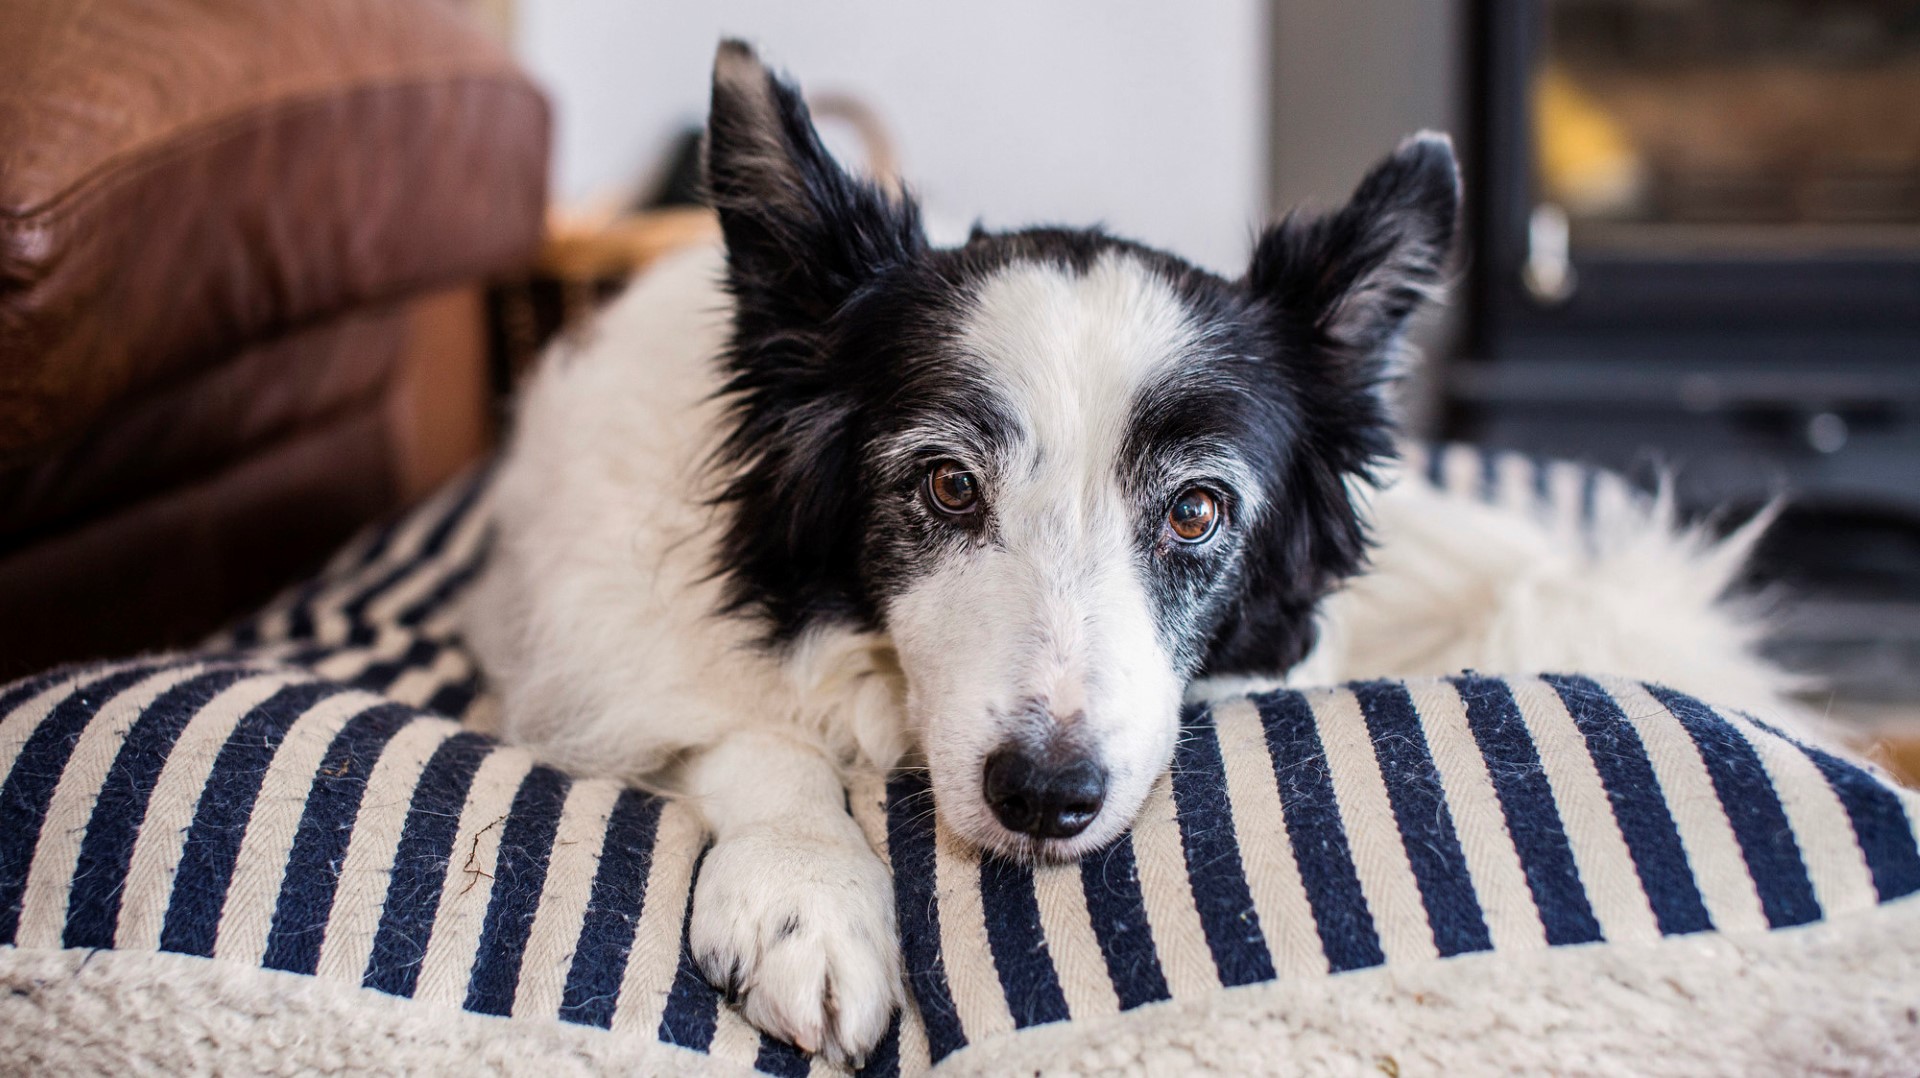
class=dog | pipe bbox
[464,40,1797,1065]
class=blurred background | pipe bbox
[483,0,1461,411]
[3,0,1915,757]
[510,1,1274,276]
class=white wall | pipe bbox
[515,1,1267,274]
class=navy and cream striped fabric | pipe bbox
[4,452,1919,1075]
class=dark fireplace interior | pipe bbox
[1449,0,1920,706]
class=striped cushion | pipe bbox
[4,454,1919,1075]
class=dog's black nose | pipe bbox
[983,748,1107,839]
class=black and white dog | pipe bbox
[465,41,1789,1065]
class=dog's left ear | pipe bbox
[1205,134,1459,676]
[1248,131,1459,390]
[706,40,925,324]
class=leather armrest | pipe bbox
[0,0,549,459]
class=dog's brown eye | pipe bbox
[926,460,981,515]
[1168,488,1219,542]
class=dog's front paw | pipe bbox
[690,824,902,1067]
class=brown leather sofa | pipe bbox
[0,0,549,679]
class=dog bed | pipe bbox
[3,447,1918,1076]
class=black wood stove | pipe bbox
[1449,0,1920,701]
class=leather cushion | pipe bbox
[0,0,548,459]
[0,400,398,681]
[0,299,409,544]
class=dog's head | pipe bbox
[705,42,1457,860]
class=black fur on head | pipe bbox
[704,40,930,636]
[703,40,1459,675]
[1201,133,1461,673]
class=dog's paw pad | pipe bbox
[690,826,901,1066]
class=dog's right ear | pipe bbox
[706,40,925,325]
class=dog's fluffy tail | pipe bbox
[1269,465,1827,740]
